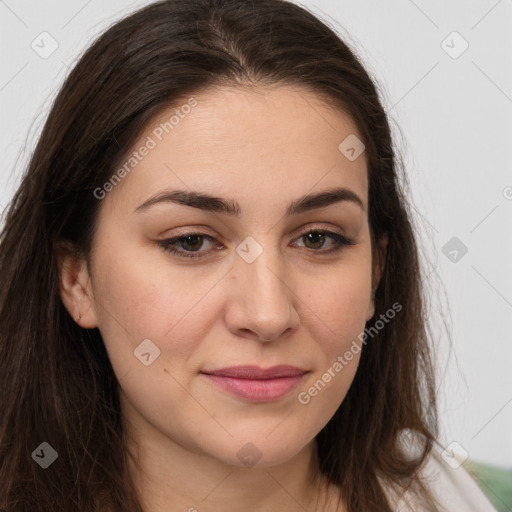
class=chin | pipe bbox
[215,431,314,470]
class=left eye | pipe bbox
[292,230,352,251]
[158,233,217,258]
[157,230,355,259]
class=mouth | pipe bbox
[201,365,308,402]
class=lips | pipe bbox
[202,365,307,379]
[201,365,307,402]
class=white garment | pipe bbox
[392,443,499,511]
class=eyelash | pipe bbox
[157,228,355,259]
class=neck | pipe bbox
[123,417,339,511]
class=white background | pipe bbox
[1,0,511,468]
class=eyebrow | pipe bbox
[134,187,365,216]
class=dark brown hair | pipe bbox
[0,0,442,510]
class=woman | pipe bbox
[0,0,497,510]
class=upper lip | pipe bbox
[201,365,307,379]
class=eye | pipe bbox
[157,228,355,260]
[291,229,355,254]
[157,233,219,259]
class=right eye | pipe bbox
[157,233,221,259]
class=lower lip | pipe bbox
[202,373,306,402]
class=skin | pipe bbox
[59,84,386,512]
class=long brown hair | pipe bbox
[0,0,442,510]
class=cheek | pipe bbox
[303,254,373,351]
[90,241,226,367]
[294,253,372,411]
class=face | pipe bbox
[62,84,379,470]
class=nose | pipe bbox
[224,245,300,343]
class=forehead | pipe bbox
[105,84,368,215]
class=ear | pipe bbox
[366,233,388,321]
[57,243,98,329]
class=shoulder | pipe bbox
[388,442,499,512]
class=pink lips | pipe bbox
[201,365,307,402]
